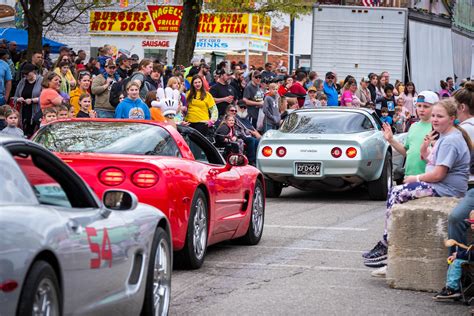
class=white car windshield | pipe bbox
[280,111,374,134]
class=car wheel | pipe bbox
[240,179,265,245]
[141,227,171,316]
[368,152,392,201]
[176,188,208,269]
[17,260,61,316]
[265,178,282,198]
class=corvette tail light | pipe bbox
[262,146,273,157]
[276,146,287,157]
[346,147,357,158]
[331,147,342,158]
[99,167,125,186]
[0,280,18,292]
[131,169,159,188]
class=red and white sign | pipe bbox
[142,40,170,48]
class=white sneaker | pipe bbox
[371,265,387,278]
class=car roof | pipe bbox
[292,107,375,115]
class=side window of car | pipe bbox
[362,116,375,130]
[182,134,210,163]
[14,155,72,208]
[0,147,38,205]
[149,133,182,157]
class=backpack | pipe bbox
[109,73,145,108]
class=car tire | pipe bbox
[175,188,208,269]
[17,260,61,316]
[240,179,265,245]
[368,152,392,201]
[141,227,172,316]
[265,178,283,198]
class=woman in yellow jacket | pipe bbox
[69,71,91,115]
[185,74,217,137]
[54,58,76,93]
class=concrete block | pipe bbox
[386,197,460,292]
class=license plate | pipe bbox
[295,162,321,176]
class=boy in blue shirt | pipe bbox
[379,107,392,125]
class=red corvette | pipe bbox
[33,119,265,269]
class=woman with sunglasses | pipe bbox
[70,71,92,116]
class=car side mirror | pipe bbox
[103,190,138,211]
[226,154,248,167]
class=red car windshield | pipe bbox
[34,121,182,157]
[280,111,375,134]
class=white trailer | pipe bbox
[311,5,408,83]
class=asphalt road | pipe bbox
[170,187,469,316]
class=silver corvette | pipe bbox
[257,108,393,200]
[0,136,172,315]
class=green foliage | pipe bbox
[205,0,313,18]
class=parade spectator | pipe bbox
[0,105,6,130]
[116,55,131,80]
[40,72,63,111]
[243,71,265,128]
[41,107,57,126]
[230,69,245,100]
[0,108,23,138]
[76,50,87,66]
[98,44,113,74]
[210,68,236,118]
[8,41,20,64]
[76,94,96,118]
[381,71,398,96]
[439,80,451,98]
[261,62,276,82]
[381,84,396,116]
[340,79,360,107]
[115,82,150,120]
[91,59,117,118]
[379,107,392,125]
[262,83,280,132]
[367,73,378,106]
[145,91,166,123]
[145,64,164,91]
[57,105,69,119]
[130,58,153,100]
[0,49,12,105]
[278,75,293,97]
[447,76,456,94]
[368,98,471,275]
[400,81,417,118]
[70,70,91,115]
[356,78,371,107]
[318,93,328,106]
[447,81,474,252]
[85,57,100,77]
[323,72,338,106]
[374,75,386,115]
[185,74,217,137]
[303,86,320,108]
[305,71,318,90]
[313,79,324,98]
[393,106,406,134]
[54,56,76,90]
[13,63,42,137]
[226,104,259,165]
[289,71,307,107]
[42,44,52,71]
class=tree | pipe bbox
[19,0,114,58]
[173,0,313,67]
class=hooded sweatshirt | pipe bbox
[114,97,151,120]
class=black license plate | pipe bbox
[295,162,321,176]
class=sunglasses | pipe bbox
[229,109,237,113]
[327,76,335,79]
[107,66,116,69]
[254,75,262,79]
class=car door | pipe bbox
[183,131,244,234]
[9,144,135,315]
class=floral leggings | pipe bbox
[383,181,439,240]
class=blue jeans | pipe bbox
[448,189,474,254]
[0,96,6,106]
[95,109,115,118]
[243,136,258,164]
[446,259,467,290]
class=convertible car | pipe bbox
[33,120,265,269]
[0,136,171,316]
[257,108,393,200]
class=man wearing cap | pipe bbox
[116,55,131,80]
[323,72,338,106]
[261,62,276,82]
[0,49,12,106]
[210,69,237,118]
[91,59,117,118]
[243,71,265,128]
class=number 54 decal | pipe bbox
[85,227,113,269]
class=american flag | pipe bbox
[362,0,380,7]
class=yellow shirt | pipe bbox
[185,91,216,123]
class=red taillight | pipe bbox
[99,168,125,186]
[276,146,287,157]
[131,169,159,188]
[331,147,342,158]
[0,280,18,292]
[346,147,357,158]
[262,146,273,157]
